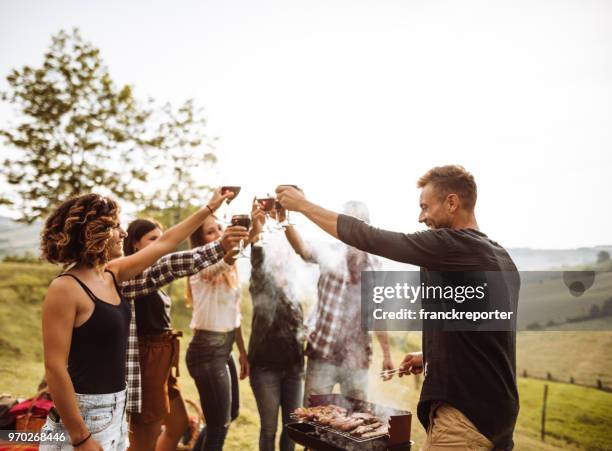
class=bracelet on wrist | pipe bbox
[73,432,92,447]
[205,205,214,215]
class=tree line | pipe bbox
[1,29,217,226]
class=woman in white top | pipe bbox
[185,215,249,451]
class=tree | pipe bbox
[141,99,217,227]
[0,29,161,222]
[597,250,610,264]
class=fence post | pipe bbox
[541,384,548,441]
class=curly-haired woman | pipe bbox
[38,189,245,451]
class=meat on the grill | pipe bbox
[292,405,347,422]
[336,418,365,432]
[318,412,345,426]
[361,424,389,438]
[293,404,388,436]
[351,421,382,436]
[349,412,379,424]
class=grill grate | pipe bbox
[286,394,412,450]
[289,415,389,443]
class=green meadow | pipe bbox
[1,262,611,450]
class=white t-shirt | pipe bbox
[189,260,241,332]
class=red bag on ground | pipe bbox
[9,397,53,419]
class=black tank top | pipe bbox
[58,270,131,394]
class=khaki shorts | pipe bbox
[423,402,494,450]
[130,331,182,425]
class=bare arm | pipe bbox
[108,188,233,282]
[375,331,395,381]
[42,279,96,446]
[375,331,392,360]
[283,225,313,261]
[235,325,250,379]
[235,325,247,355]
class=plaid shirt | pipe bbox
[304,243,379,368]
[120,240,224,413]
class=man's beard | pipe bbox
[430,217,453,229]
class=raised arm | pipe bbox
[276,186,338,239]
[107,188,234,282]
[335,214,451,267]
[120,224,247,299]
[267,201,314,262]
[120,240,223,299]
[276,186,451,267]
[42,279,102,449]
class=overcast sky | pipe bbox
[1,0,611,249]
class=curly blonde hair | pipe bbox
[41,193,121,268]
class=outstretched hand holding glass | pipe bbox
[230,213,252,258]
[275,185,303,227]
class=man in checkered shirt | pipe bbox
[119,228,244,414]
[284,201,394,405]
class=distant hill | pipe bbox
[0,216,41,258]
[0,216,610,270]
[507,246,612,271]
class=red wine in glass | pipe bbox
[231,214,252,229]
[276,185,301,227]
[221,186,241,203]
[231,214,251,258]
[256,197,276,212]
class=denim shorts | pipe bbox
[39,388,128,450]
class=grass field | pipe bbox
[517,270,612,330]
[1,262,611,450]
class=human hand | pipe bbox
[208,187,235,212]
[239,352,250,380]
[381,356,395,381]
[399,352,423,377]
[275,185,305,212]
[220,226,249,254]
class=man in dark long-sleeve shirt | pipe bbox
[276,165,520,450]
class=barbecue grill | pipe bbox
[286,394,412,451]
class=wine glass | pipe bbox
[219,186,241,225]
[230,214,252,258]
[276,185,301,228]
[255,195,277,242]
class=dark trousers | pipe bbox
[250,364,303,451]
[186,330,239,451]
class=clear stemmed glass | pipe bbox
[218,186,241,225]
[255,195,277,243]
[276,185,300,228]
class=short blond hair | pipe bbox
[417,165,477,211]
